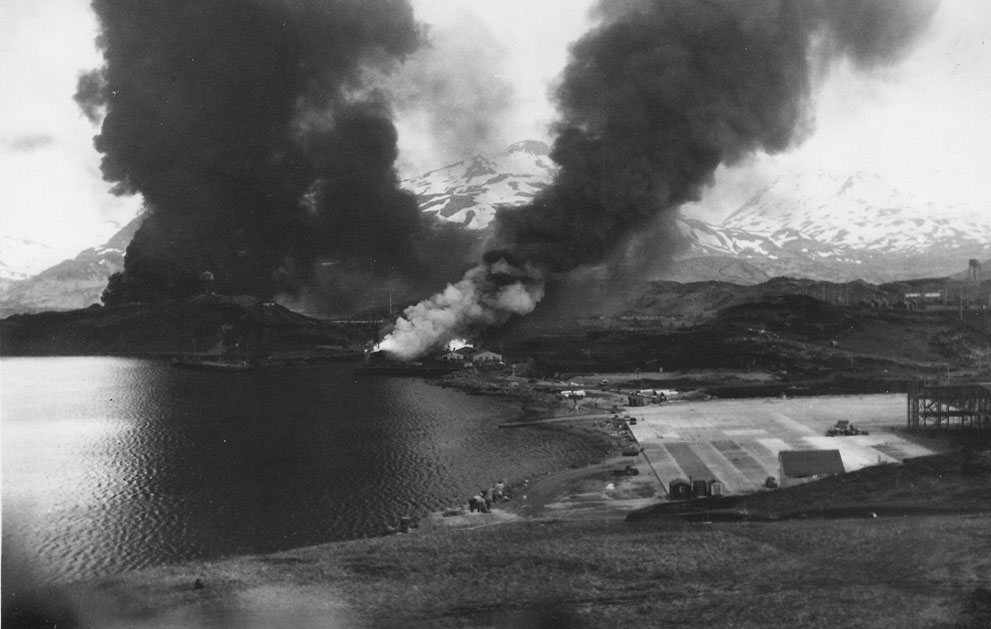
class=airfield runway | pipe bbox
[626,394,940,495]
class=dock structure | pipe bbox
[907,380,991,431]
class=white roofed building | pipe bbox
[471,350,503,364]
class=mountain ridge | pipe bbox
[401,140,555,229]
[3,141,988,314]
[1,215,142,316]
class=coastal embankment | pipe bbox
[9,369,990,627]
[22,447,991,628]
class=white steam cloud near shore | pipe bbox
[378,259,544,361]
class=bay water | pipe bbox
[2,357,604,584]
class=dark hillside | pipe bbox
[0,295,372,357]
[502,291,991,389]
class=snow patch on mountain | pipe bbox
[0,219,131,284]
[1,214,143,314]
[401,143,989,282]
[402,140,556,229]
[0,235,57,283]
[718,170,991,256]
[6,141,990,315]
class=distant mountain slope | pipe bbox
[402,140,556,229]
[721,170,990,253]
[402,143,989,284]
[0,220,131,282]
[6,143,989,316]
[0,235,56,285]
[681,170,991,282]
[0,214,143,316]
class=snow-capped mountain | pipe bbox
[722,170,989,254]
[679,170,991,281]
[0,215,142,315]
[0,235,57,285]
[5,142,988,315]
[402,140,556,229]
[404,144,990,283]
[0,220,131,283]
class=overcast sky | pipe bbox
[1,0,989,263]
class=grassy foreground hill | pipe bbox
[11,448,990,628]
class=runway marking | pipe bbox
[663,442,715,480]
[690,442,754,493]
[641,444,688,485]
[770,411,819,435]
[737,440,781,475]
[626,395,941,496]
[711,440,771,486]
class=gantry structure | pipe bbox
[907,380,991,431]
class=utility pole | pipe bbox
[382,289,394,317]
[639,448,669,499]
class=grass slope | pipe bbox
[26,514,990,628]
[13,449,991,628]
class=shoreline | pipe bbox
[12,383,991,627]
[5,370,638,624]
[428,371,635,522]
[4,365,625,577]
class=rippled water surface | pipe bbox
[2,357,604,583]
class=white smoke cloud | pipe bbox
[378,259,544,361]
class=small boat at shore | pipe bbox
[170,358,254,372]
[354,364,459,377]
[356,349,461,377]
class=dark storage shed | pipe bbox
[691,479,710,498]
[669,478,692,500]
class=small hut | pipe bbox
[669,478,692,500]
[691,479,710,498]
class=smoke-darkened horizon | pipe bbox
[78,0,457,306]
[380,0,938,360]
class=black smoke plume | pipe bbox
[78,0,430,304]
[493,0,938,273]
[381,0,937,359]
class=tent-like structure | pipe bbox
[778,450,845,488]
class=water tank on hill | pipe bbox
[199,271,215,295]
